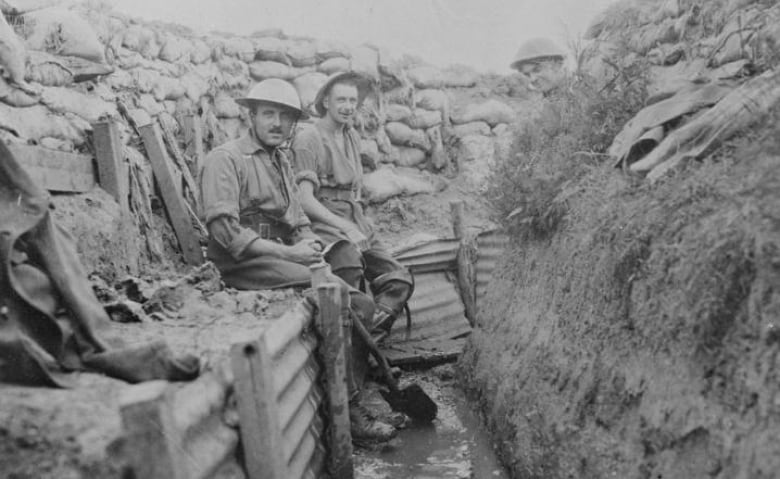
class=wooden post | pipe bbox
[92,119,128,212]
[231,336,285,479]
[139,122,203,266]
[316,283,354,479]
[182,114,204,179]
[451,201,477,326]
[119,381,185,479]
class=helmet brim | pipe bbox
[313,71,372,118]
[235,98,310,120]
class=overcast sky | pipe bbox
[108,0,616,73]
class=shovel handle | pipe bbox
[351,315,400,392]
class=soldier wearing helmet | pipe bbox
[291,72,414,336]
[199,79,398,443]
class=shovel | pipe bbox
[352,317,438,423]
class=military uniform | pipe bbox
[292,120,413,330]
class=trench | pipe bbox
[354,367,510,479]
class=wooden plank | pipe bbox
[182,114,204,178]
[315,283,354,479]
[8,143,95,193]
[139,122,203,266]
[119,381,186,479]
[231,336,286,479]
[381,337,469,367]
[451,201,477,326]
[92,119,128,211]
[159,116,199,210]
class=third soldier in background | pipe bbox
[291,72,414,336]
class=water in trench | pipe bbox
[354,366,510,479]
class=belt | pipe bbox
[319,186,358,201]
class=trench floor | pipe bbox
[354,366,510,479]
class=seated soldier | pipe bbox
[291,72,414,335]
[199,78,396,442]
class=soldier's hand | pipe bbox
[285,239,324,265]
[344,228,369,252]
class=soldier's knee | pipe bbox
[325,239,365,288]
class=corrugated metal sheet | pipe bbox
[262,306,326,479]
[387,270,471,344]
[476,229,510,302]
[391,238,460,273]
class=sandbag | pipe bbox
[180,72,209,102]
[158,34,192,63]
[0,12,30,88]
[384,122,431,151]
[362,166,435,203]
[457,134,495,163]
[451,121,491,137]
[406,65,443,89]
[122,25,155,53]
[286,40,318,67]
[23,7,105,62]
[426,126,447,170]
[249,60,293,80]
[385,104,412,123]
[40,86,116,122]
[137,93,163,116]
[388,145,427,167]
[360,137,380,169]
[350,45,379,79]
[0,103,87,144]
[441,65,479,88]
[102,68,134,90]
[0,0,60,14]
[413,89,449,115]
[293,72,328,113]
[0,76,39,107]
[315,39,350,61]
[152,75,186,101]
[318,57,350,75]
[190,38,212,64]
[213,91,241,118]
[252,36,290,65]
[162,100,177,116]
[38,136,74,151]
[25,51,72,86]
[375,124,392,154]
[405,108,442,129]
[452,99,514,127]
[218,36,254,62]
[130,68,160,93]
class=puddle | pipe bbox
[354,369,509,479]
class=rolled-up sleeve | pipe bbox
[291,128,321,191]
[200,149,258,259]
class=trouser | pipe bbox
[208,238,372,397]
[313,197,414,324]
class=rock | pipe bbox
[362,166,436,203]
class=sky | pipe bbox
[108,0,616,73]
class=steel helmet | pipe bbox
[235,79,309,119]
[510,37,565,71]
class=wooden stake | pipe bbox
[93,119,129,211]
[182,114,204,179]
[231,336,285,479]
[451,200,477,325]
[139,122,203,266]
[119,381,185,479]
[315,283,354,479]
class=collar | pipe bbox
[316,117,352,136]
[237,130,278,157]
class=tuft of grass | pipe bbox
[486,54,650,240]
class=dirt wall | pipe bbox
[461,138,780,478]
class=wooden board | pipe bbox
[381,337,469,367]
[9,143,96,193]
[139,123,203,266]
[92,120,128,211]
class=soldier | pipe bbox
[291,72,414,336]
[199,78,396,442]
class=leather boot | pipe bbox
[349,400,397,442]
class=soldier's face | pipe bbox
[323,83,359,125]
[251,102,297,147]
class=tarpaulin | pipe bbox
[0,141,199,387]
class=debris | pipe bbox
[105,299,148,323]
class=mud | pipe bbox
[355,366,510,479]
